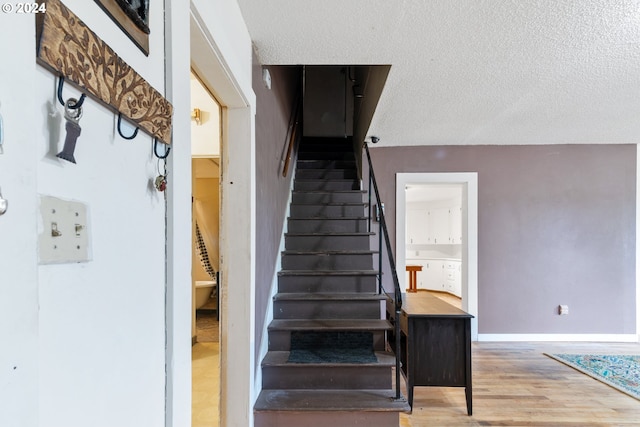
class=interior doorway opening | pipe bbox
[396,173,478,339]
[190,70,222,427]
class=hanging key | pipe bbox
[57,98,83,164]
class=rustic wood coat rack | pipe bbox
[36,0,173,145]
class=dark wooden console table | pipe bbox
[387,293,473,415]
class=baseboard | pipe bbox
[477,333,639,342]
[418,288,461,297]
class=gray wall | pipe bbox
[253,55,301,358]
[368,144,636,334]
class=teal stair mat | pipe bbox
[288,331,377,363]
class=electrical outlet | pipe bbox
[558,304,569,315]
[39,195,90,264]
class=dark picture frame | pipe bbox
[94,0,150,56]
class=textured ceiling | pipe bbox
[237,0,640,146]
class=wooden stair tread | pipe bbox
[261,351,396,367]
[295,178,358,182]
[288,216,368,220]
[273,293,386,301]
[268,319,392,331]
[292,190,365,194]
[254,389,410,412]
[278,270,379,276]
[282,250,377,255]
[296,168,355,172]
[285,232,374,236]
[290,202,367,206]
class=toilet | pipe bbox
[195,280,217,309]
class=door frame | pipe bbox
[396,172,478,340]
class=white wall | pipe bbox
[1,1,168,425]
[2,0,260,425]
[0,11,39,427]
[37,0,167,424]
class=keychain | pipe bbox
[155,158,167,192]
[57,98,83,163]
[154,174,167,192]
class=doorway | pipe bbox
[396,173,478,339]
[190,70,221,427]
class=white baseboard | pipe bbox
[477,333,639,343]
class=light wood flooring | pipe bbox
[192,292,640,426]
[192,342,219,427]
[399,341,640,426]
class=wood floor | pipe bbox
[192,342,220,427]
[401,292,640,425]
[399,341,640,426]
[193,291,640,426]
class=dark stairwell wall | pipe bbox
[368,144,636,335]
[253,52,301,362]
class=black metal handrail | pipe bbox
[363,140,403,401]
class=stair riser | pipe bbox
[285,235,371,251]
[294,180,360,191]
[292,191,364,204]
[299,143,353,153]
[262,366,392,389]
[254,411,399,427]
[296,169,357,180]
[297,152,355,161]
[269,331,386,351]
[287,218,367,233]
[273,300,381,320]
[290,204,366,217]
[278,275,377,293]
[296,160,356,170]
[281,253,373,270]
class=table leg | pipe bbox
[465,318,472,415]
[408,271,417,292]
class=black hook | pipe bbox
[153,139,171,159]
[117,113,139,140]
[57,76,86,110]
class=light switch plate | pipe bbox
[39,195,91,264]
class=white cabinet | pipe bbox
[427,206,462,244]
[407,201,461,246]
[444,261,461,297]
[422,259,446,292]
[408,259,461,297]
[450,205,462,244]
[427,207,450,244]
[406,208,429,244]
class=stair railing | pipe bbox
[363,139,403,401]
[282,90,303,177]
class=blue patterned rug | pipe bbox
[545,354,640,400]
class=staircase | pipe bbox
[254,137,410,427]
